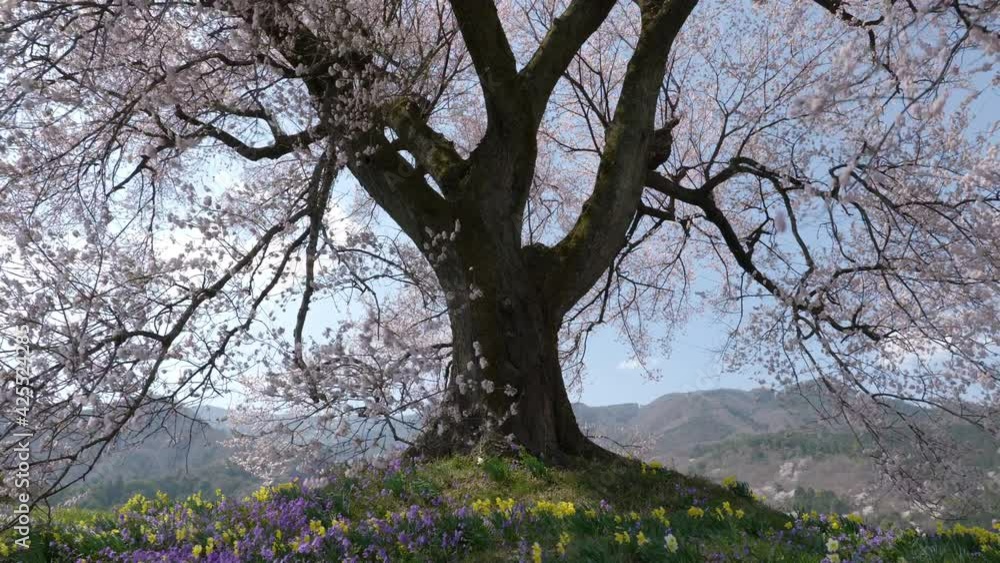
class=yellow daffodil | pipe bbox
[495,497,516,514]
[556,532,571,556]
[533,500,575,518]
[651,507,670,526]
[472,498,492,516]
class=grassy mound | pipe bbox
[5,453,1000,562]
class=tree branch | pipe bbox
[547,0,699,313]
[519,0,618,125]
[348,131,451,246]
[174,107,324,161]
[447,0,521,125]
[385,98,467,192]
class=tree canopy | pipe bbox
[0,0,998,517]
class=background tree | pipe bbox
[0,0,997,517]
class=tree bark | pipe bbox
[411,250,611,465]
[415,214,612,465]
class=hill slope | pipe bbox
[573,388,1000,527]
[16,454,1000,562]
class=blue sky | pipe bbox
[577,316,756,407]
[578,76,1000,408]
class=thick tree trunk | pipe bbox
[412,271,612,464]
[404,130,620,465]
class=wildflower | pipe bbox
[643,461,664,474]
[250,485,272,503]
[734,509,745,519]
[532,541,543,563]
[495,497,516,515]
[826,538,840,552]
[556,532,570,556]
[533,500,575,518]
[476,456,484,465]
[784,522,794,530]
[637,531,649,546]
[192,545,203,559]
[665,533,679,553]
[614,530,631,544]
[585,509,598,519]
[651,507,670,526]
[846,513,864,525]
[472,498,492,516]
[827,556,841,563]
[687,506,705,519]
[722,475,737,489]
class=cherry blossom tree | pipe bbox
[0,0,998,515]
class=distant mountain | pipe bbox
[61,406,259,509]
[576,388,822,459]
[573,387,1000,527]
[66,388,997,527]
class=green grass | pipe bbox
[4,454,1000,562]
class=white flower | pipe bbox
[664,533,678,553]
[828,555,840,563]
[469,284,484,301]
[504,384,517,397]
[476,456,484,465]
[481,379,495,394]
[826,538,839,553]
